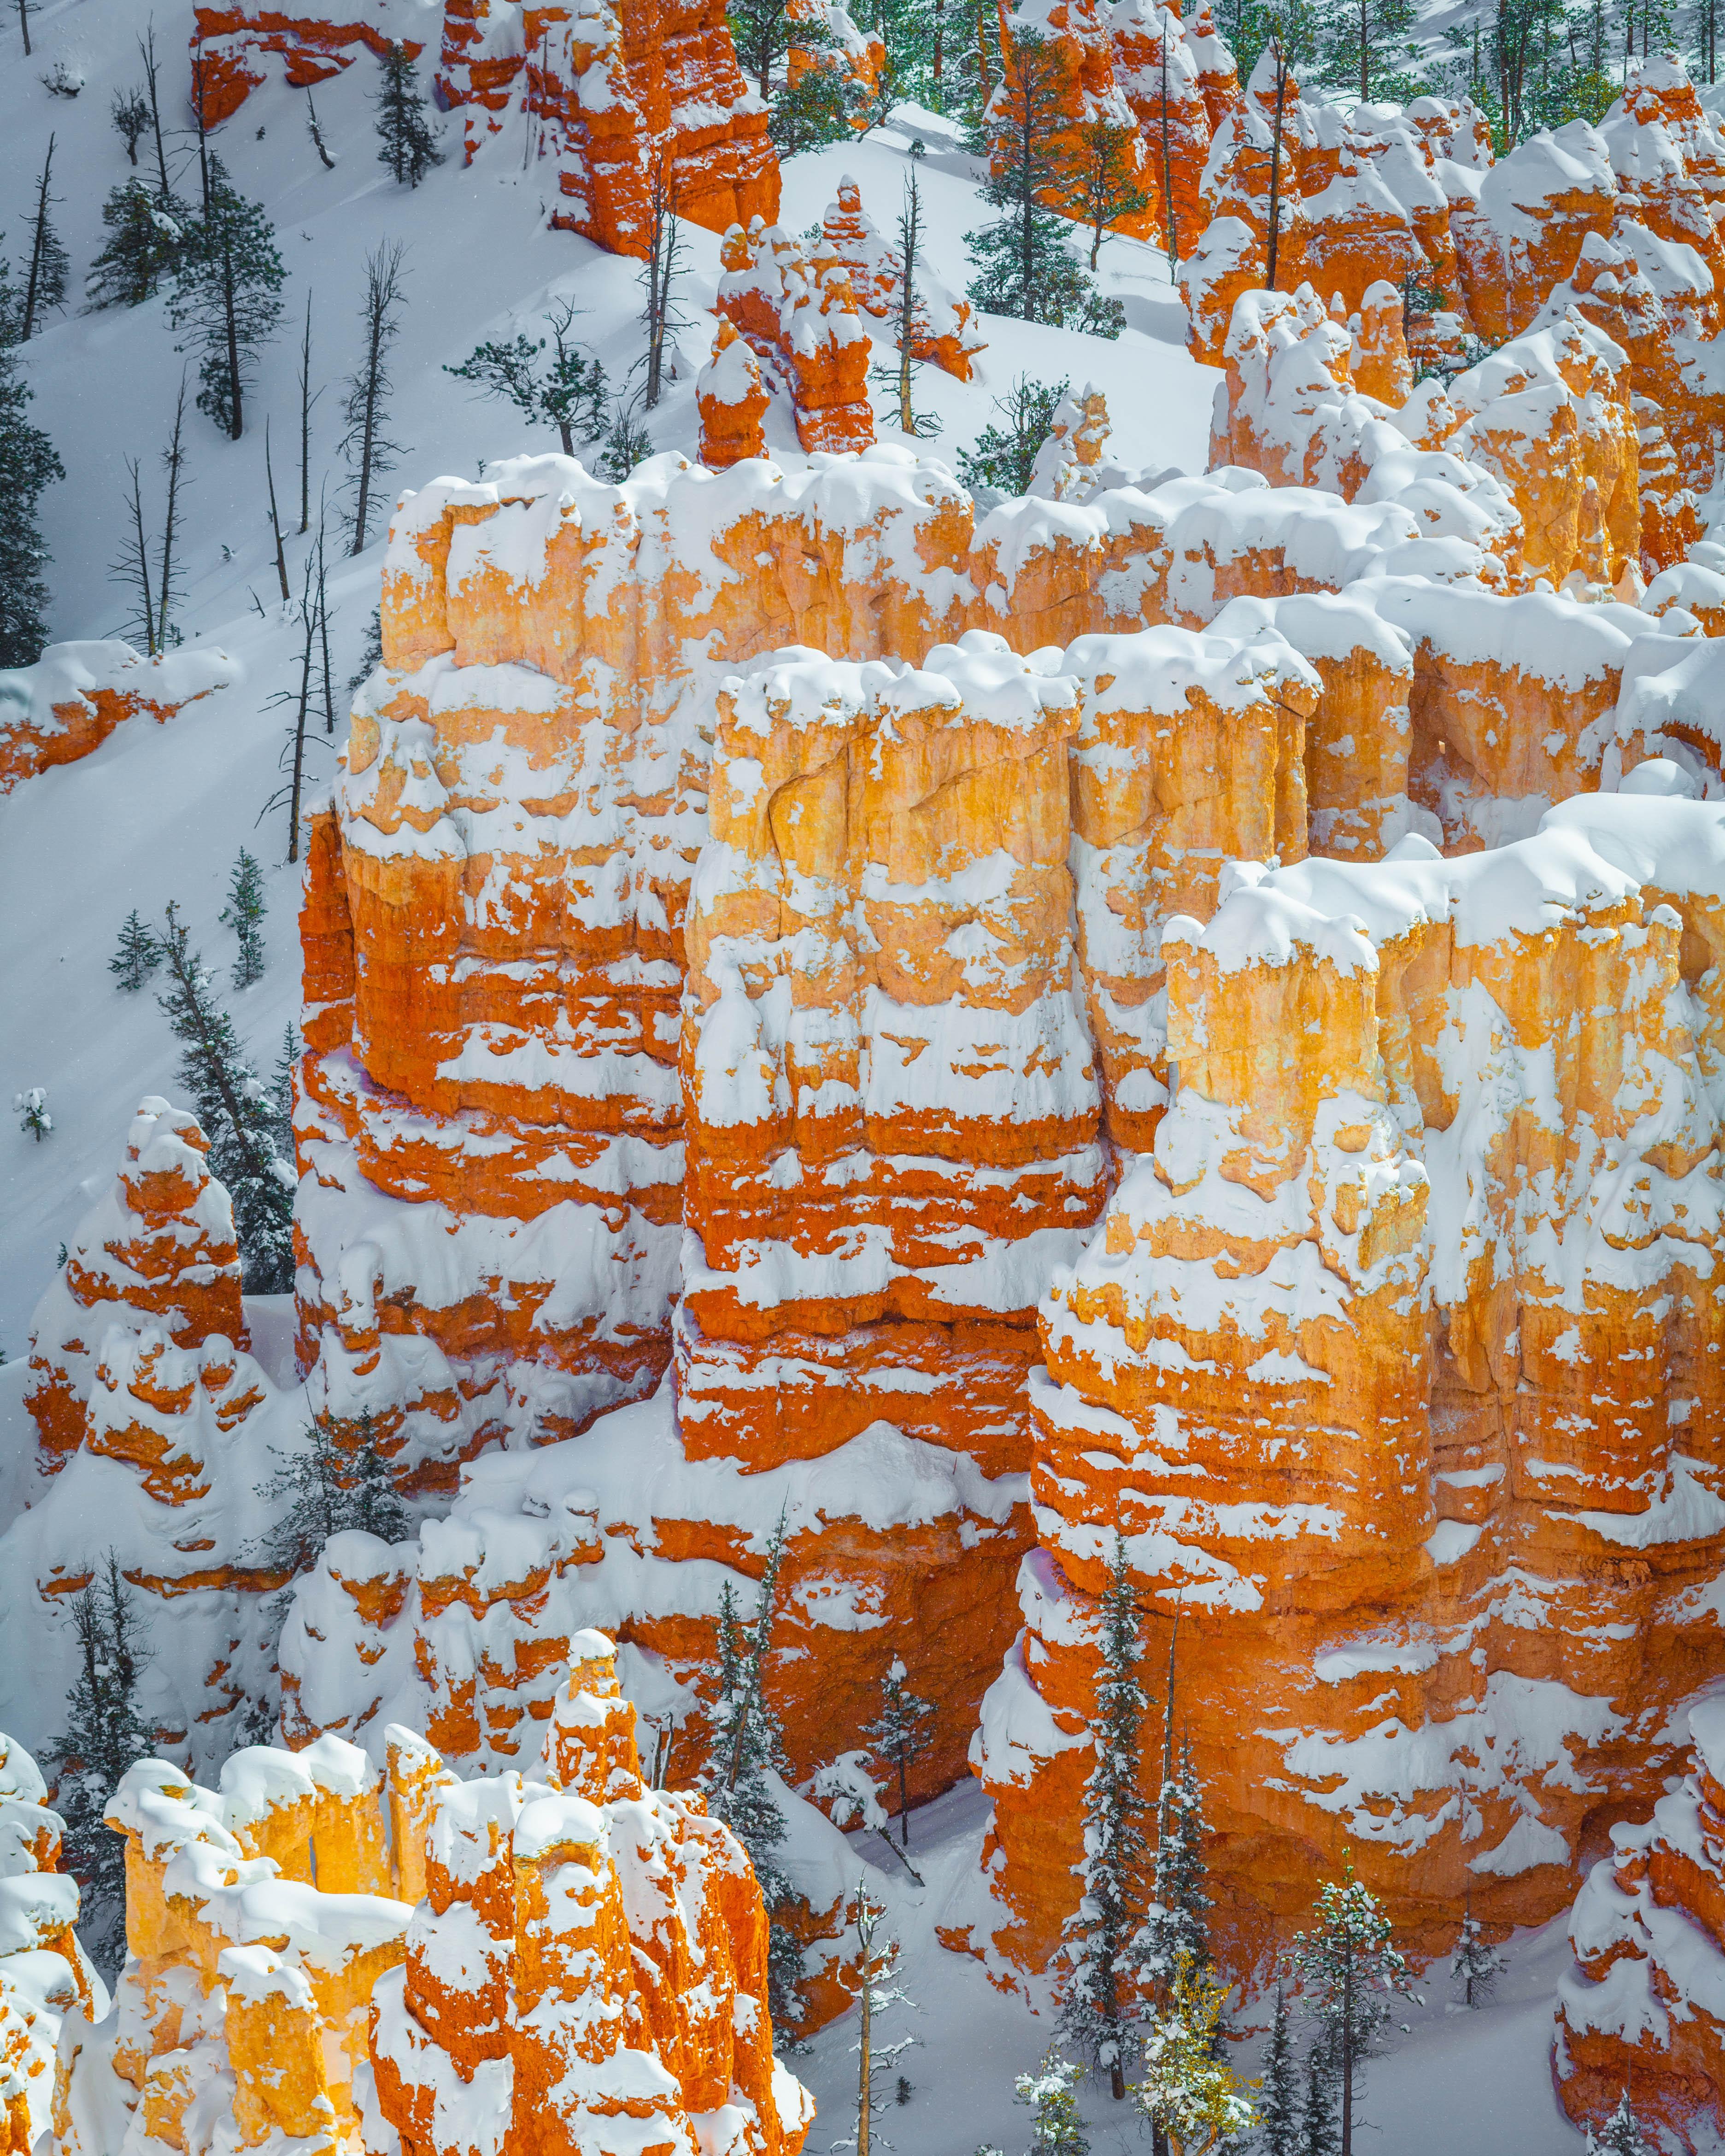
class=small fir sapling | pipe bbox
[1015,2054,1090,2156]
[50,1553,156,1976]
[1588,2091,1650,2154]
[154,901,296,1290]
[20,134,70,340]
[956,373,1069,495]
[348,601,383,691]
[168,158,286,439]
[446,298,610,456]
[1142,1732,1215,1992]
[87,179,189,309]
[1056,1533,1154,2099]
[831,1888,919,2156]
[270,1023,299,1151]
[0,250,64,667]
[1255,1982,1301,2155]
[598,398,654,481]
[220,848,267,988]
[863,1654,935,1850]
[963,29,1124,334]
[1288,1860,1421,2156]
[249,1409,411,1576]
[111,910,161,990]
[1449,1895,1502,2007]
[373,41,443,186]
[1132,1953,1256,2152]
[697,1509,803,2036]
[1299,2034,1341,2156]
[14,1086,51,1141]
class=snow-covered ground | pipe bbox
[0,2,1672,2143]
[794,1780,1606,2154]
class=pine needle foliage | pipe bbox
[154,902,296,1290]
[964,29,1123,333]
[1057,1534,1154,2097]
[111,909,161,990]
[1256,1983,1301,2154]
[1588,2091,1650,2154]
[86,179,191,309]
[0,251,63,666]
[446,299,610,456]
[249,1410,411,1577]
[220,848,267,988]
[1288,1861,1420,2156]
[956,373,1069,495]
[863,1654,935,1850]
[373,41,444,186]
[698,1512,803,2036]
[1015,2054,1090,2156]
[167,157,286,438]
[1132,1952,1256,2151]
[50,1553,156,1977]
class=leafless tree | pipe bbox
[340,243,409,554]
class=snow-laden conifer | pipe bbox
[111,909,160,990]
[863,1654,935,1851]
[220,848,267,988]
[1288,1861,1420,2156]
[1256,1982,1300,2154]
[154,902,295,1289]
[373,41,443,187]
[1057,1533,1152,2097]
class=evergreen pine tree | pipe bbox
[1256,1983,1301,2155]
[1315,0,1417,99]
[1073,117,1150,271]
[271,1022,299,1151]
[1299,2034,1340,2156]
[50,1553,156,1976]
[1142,1733,1215,1992]
[1449,1896,1501,2008]
[373,41,444,185]
[0,251,64,667]
[1133,1954,1256,2151]
[698,1513,803,2034]
[1015,2053,1089,2156]
[1057,1534,1153,2099]
[768,39,866,153]
[154,901,296,1290]
[348,602,384,691]
[446,299,610,456]
[1288,1863,1420,2156]
[168,157,286,439]
[250,1410,411,1576]
[864,0,940,111]
[964,29,1123,333]
[20,134,70,339]
[729,0,798,103]
[220,848,267,989]
[87,178,190,310]
[956,373,1069,495]
[862,1654,935,1851]
[14,1086,51,1141]
[1589,2091,1649,2154]
[111,909,161,990]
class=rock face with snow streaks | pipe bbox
[0,644,232,794]
[973,792,1725,1973]
[0,1733,99,2156]
[1556,1698,1725,2147]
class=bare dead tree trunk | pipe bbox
[346,243,408,555]
[18,0,31,59]
[264,420,291,602]
[306,88,336,168]
[119,457,158,658]
[1265,40,1289,290]
[157,372,189,651]
[298,291,317,533]
[141,25,170,198]
[896,164,921,431]
[1161,33,1178,268]
[643,160,683,411]
[316,524,336,733]
[22,135,56,341]
[285,554,316,862]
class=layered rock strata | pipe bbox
[1555,1697,1725,2148]
[716,219,875,453]
[52,1643,813,2156]
[190,0,423,125]
[974,790,1725,1973]
[0,1733,100,2155]
[437,0,779,249]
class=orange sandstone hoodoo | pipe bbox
[51,1640,812,2156]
